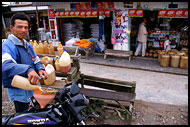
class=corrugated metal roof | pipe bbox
[32,2,70,6]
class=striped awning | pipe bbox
[32,2,70,6]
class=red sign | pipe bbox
[75,3,81,10]
[55,11,60,17]
[158,9,167,17]
[51,30,56,39]
[50,20,55,29]
[128,9,143,17]
[104,10,110,17]
[102,2,109,10]
[166,10,175,17]
[183,10,188,18]
[59,11,65,17]
[79,11,86,17]
[48,9,55,19]
[69,11,75,17]
[108,2,114,10]
[74,11,80,17]
[86,10,92,17]
[91,10,98,17]
[85,2,91,10]
[158,9,188,18]
[175,9,183,17]
[65,11,70,17]
[128,9,136,17]
[135,9,143,17]
[96,2,103,10]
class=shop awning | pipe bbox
[32,2,70,6]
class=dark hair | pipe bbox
[165,35,169,39]
[11,13,30,27]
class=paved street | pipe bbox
[79,62,188,106]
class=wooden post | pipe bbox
[36,6,39,29]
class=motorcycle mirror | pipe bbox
[70,82,80,96]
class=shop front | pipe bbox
[130,8,188,58]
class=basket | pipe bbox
[170,55,180,68]
[160,54,170,67]
[179,55,188,69]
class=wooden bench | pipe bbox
[104,49,133,62]
[78,74,136,125]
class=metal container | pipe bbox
[170,55,180,68]
[160,54,170,67]
[179,55,188,69]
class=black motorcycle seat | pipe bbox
[2,115,12,125]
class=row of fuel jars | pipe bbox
[30,40,64,56]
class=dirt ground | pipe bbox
[2,87,188,125]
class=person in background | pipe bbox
[134,18,148,57]
[164,35,171,52]
[2,13,48,113]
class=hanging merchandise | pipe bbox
[113,10,130,51]
[111,11,116,45]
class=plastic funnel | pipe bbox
[33,89,55,109]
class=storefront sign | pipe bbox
[79,11,86,17]
[69,11,75,17]
[91,10,98,17]
[85,2,91,10]
[104,10,110,17]
[128,9,143,17]
[108,2,114,10]
[74,11,80,17]
[183,10,188,18]
[166,10,175,17]
[51,30,56,39]
[48,9,55,19]
[135,9,143,17]
[158,9,167,18]
[65,11,70,17]
[50,20,55,29]
[175,9,184,18]
[158,9,188,18]
[96,2,103,10]
[86,10,92,17]
[75,3,81,10]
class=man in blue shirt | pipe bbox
[2,13,48,113]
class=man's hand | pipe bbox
[28,70,39,85]
[38,70,48,80]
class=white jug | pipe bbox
[44,63,56,86]
[59,51,71,73]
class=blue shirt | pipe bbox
[2,34,45,103]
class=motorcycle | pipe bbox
[2,82,88,125]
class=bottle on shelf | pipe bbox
[29,40,33,46]
[48,41,55,55]
[44,41,49,54]
[57,42,64,56]
[38,41,44,54]
[33,40,39,54]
